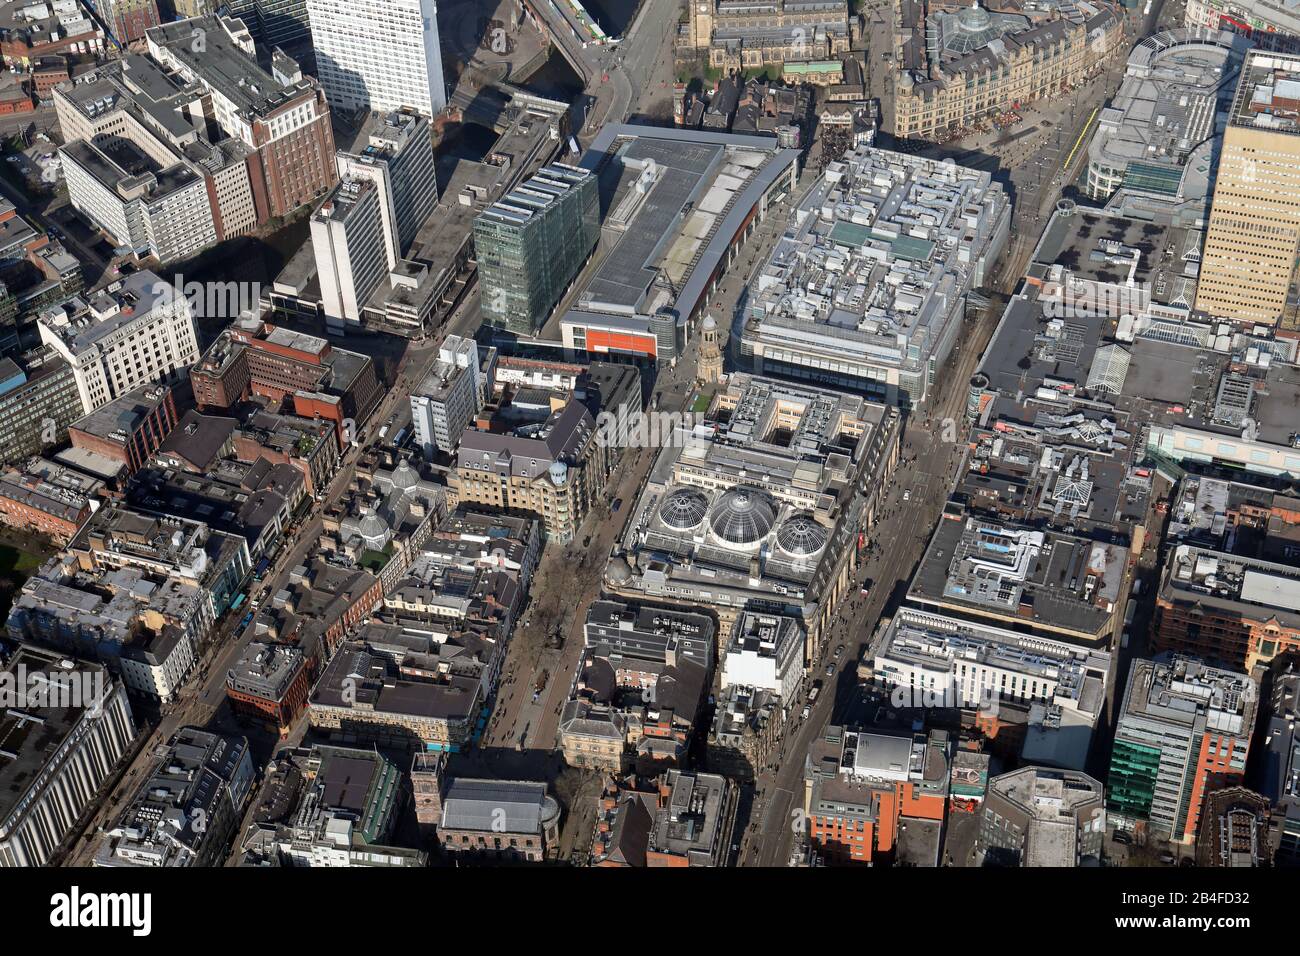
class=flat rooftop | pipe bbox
[147,16,316,120]
[39,270,180,354]
[1161,543,1300,631]
[877,607,1110,717]
[1230,49,1300,134]
[0,646,115,826]
[1088,29,1245,200]
[70,384,170,442]
[1029,206,1202,308]
[584,599,715,670]
[312,645,480,722]
[742,146,1007,394]
[315,178,377,225]
[566,124,798,326]
[1119,655,1256,735]
[227,642,304,700]
[909,515,1125,643]
[61,137,198,202]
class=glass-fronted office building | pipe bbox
[473,164,599,336]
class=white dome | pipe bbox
[606,554,634,585]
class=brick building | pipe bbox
[67,384,178,476]
[0,469,93,543]
[225,642,311,736]
[234,410,339,496]
[1154,544,1300,671]
[591,770,737,867]
[0,5,105,68]
[101,0,162,43]
[146,17,337,220]
[804,725,952,865]
[190,317,381,443]
[30,56,69,97]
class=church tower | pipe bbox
[689,1,714,50]
[697,313,723,384]
[411,751,447,835]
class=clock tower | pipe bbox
[689,1,714,50]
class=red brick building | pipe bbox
[805,727,951,865]
[226,642,311,737]
[1153,545,1300,672]
[0,471,93,543]
[103,0,161,44]
[146,17,337,221]
[31,56,70,97]
[68,384,178,476]
[233,411,340,497]
[250,86,339,219]
[190,319,381,443]
[0,17,105,69]
[0,74,32,115]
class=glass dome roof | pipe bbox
[390,461,419,492]
[357,509,388,547]
[659,488,709,529]
[958,4,992,34]
[708,488,777,545]
[776,514,829,555]
[933,2,1029,58]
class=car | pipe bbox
[1158,851,1177,865]
[1112,830,1133,846]
[825,664,835,677]
[611,498,623,512]
[834,644,845,658]
[800,705,811,720]
[902,490,911,502]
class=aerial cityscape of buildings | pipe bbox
[0,0,1293,915]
